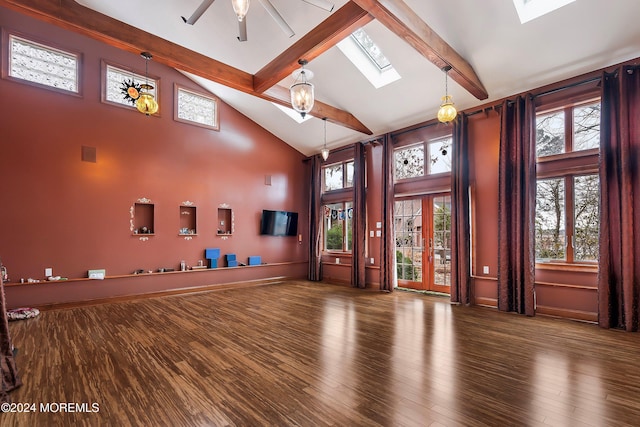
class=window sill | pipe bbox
[535,262,598,273]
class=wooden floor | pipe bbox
[4,280,640,426]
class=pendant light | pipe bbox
[290,59,315,118]
[437,65,457,123]
[136,52,159,116]
[321,117,329,161]
[231,0,250,21]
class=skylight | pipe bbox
[512,0,576,23]
[337,28,400,89]
[272,103,313,123]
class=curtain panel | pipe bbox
[598,66,640,331]
[380,135,395,292]
[1,278,21,403]
[352,142,367,288]
[308,155,323,281]
[497,95,536,315]
[451,113,471,304]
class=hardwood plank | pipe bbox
[5,280,640,426]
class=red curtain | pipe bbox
[497,95,536,315]
[352,142,367,288]
[380,135,395,292]
[308,155,323,281]
[451,113,471,304]
[598,66,640,331]
[1,278,21,403]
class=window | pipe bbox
[512,0,576,24]
[322,160,354,192]
[535,99,600,264]
[175,84,219,130]
[103,62,158,110]
[394,137,452,180]
[336,28,400,89]
[324,202,353,252]
[6,33,80,94]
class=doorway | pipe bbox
[394,194,451,293]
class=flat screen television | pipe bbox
[260,209,298,236]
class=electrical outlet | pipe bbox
[483,265,489,275]
[370,230,374,237]
[336,258,340,264]
[45,267,53,277]
[370,257,374,264]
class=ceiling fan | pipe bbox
[182,0,335,42]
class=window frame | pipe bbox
[534,95,601,269]
[322,159,355,193]
[174,83,219,131]
[2,29,82,97]
[322,201,353,253]
[101,59,161,115]
[394,135,453,182]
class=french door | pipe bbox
[394,194,451,293]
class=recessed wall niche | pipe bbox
[217,203,233,239]
[179,201,197,239]
[130,198,154,240]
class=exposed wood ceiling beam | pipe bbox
[253,1,373,94]
[0,0,372,135]
[350,0,489,100]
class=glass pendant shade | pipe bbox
[232,0,250,21]
[290,79,314,118]
[136,90,159,116]
[437,95,457,123]
[321,147,329,161]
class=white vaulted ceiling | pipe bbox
[65,0,640,155]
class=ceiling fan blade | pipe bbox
[237,18,248,42]
[182,0,216,25]
[258,0,295,38]
[301,0,334,12]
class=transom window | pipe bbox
[174,85,219,130]
[323,160,354,192]
[394,137,452,180]
[535,99,600,265]
[324,202,353,252]
[536,100,600,157]
[103,62,158,110]
[7,33,79,94]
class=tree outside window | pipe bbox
[324,202,353,252]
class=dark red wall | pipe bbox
[0,8,308,304]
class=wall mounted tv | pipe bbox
[260,210,298,236]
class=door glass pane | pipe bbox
[432,195,451,286]
[535,178,566,261]
[574,175,599,261]
[394,199,422,282]
[345,201,353,251]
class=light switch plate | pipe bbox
[45,267,53,277]
[483,266,489,274]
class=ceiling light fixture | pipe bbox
[136,52,159,116]
[437,65,457,124]
[321,117,329,161]
[231,0,250,21]
[290,59,315,118]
